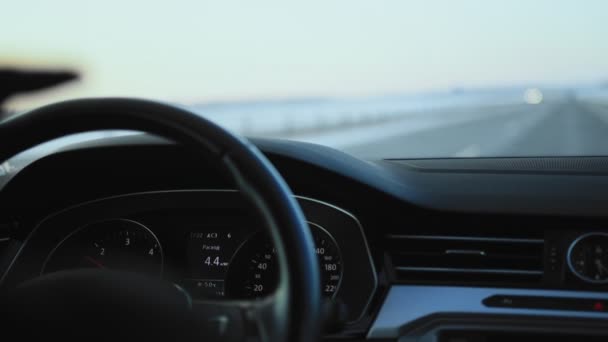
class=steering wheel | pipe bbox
[0,98,321,341]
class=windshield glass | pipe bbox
[2,1,607,159]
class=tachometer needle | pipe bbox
[84,256,106,269]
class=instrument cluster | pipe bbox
[8,190,376,324]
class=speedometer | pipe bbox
[225,222,342,298]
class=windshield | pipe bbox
[3,1,608,159]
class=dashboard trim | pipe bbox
[368,285,608,339]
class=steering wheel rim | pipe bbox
[0,98,321,341]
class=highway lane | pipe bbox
[506,99,608,156]
[341,98,608,159]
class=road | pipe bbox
[338,98,608,159]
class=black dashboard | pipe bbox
[3,134,608,340]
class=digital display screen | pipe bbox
[182,230,245,297]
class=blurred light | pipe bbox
[524,88,543,104]
[593,301,605,311]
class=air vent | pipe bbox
[385,233,545,284]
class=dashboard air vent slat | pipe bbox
[386,233,545,284]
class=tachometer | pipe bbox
[43,219,163,276]
[225,222,342,298]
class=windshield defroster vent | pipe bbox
[385,233,545,285]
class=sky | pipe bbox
[2,0,608,109]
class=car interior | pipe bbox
[2,1,608,341]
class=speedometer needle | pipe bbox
[84,256,106,269]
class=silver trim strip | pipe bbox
[444,249,486,256]
[368,285,608,339]
[386,234,544,244]
[394,266,543,275]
